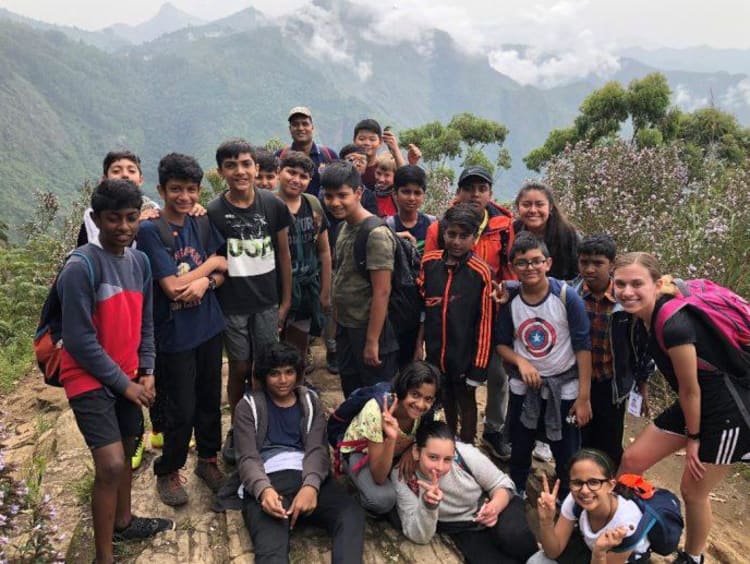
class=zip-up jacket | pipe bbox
[234,386,330,500]
[418,250,493,382]
[572,279,653,404]
[424,200,516,282]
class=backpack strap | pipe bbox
[69,249,99,291]
[385,215,397,230]
[321,145,335,162]
[652,298,688,354]
[151,216,175,255]
[194,214,212,253]
[453,443,475,480]
[353,216,387,277]
[302,193,325,243]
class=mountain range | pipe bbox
[1,1,749,232]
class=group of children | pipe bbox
[54,108,749,564]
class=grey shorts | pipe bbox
[223,306,279,361]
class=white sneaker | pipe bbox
[532,440,554,462]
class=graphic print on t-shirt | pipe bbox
[518,317,557,358]
[225,212,274,277]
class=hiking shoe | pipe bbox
[305,349,315,374]
[326,350,339,374]
[194,457,226,493]
[156,471,188,507]
[221,428,236,465]
[131,434,145,470]
[673,552,704,564]
[113,515,175,541]
[481,432,511,461]
[532,440,554,463]
[150,431,164,449]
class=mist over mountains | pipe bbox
[1,1,749,230]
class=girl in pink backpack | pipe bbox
[613,252,750,564]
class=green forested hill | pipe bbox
[1,8,749,232]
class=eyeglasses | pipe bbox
[512,257,548,269]
[569,478,609,491]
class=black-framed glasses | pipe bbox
[569,478,609,491]
[512,257,548,269]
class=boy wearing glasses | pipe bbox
[495,232,592,499]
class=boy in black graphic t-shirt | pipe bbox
[207,139,293,465]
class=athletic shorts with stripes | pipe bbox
[654,374,750,465]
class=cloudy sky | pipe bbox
[2,0,749,49]
[2,0,749,89]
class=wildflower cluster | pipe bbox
[0,421,64,563]
[544,140,750,297]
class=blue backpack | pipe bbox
[573,474,683,556]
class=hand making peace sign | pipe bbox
[537,473,560,525]
[381,393,400,441]
[416,468,443,507]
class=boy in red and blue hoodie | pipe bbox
[58,179,173,563]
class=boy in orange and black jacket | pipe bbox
[416,203,493,444]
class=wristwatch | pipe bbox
[138,368,154,377]
[207,275,217,291]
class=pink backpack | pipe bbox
[653,278,750,376]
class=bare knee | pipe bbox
[94,452,126,486]
[619,446,647,475]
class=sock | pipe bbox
[687,553,703,564]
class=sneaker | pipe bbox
[673,552,704,564]
[532,440,554,463]
[194,457,226,493]
[221,428,236,465]
[150,431,164,449]
[113,515,175,542]
[131,434,145,470]
[481,432,512,461]
[156,471,188,507]
[326,350,339,375]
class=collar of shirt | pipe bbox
[582,278,616,303]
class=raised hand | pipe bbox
[381,393,400,441]
[416,469,443,508]
[473,498,501,528]
[536,473,560,525]
[490,281,510,304]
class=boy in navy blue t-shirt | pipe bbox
[136,153,228,507]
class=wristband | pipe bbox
[207,275,217,291]
[685,430,700,440]
[138,368,154,376]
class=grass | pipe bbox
[72,469,95,506]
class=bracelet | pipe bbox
[685,430,700,440]
[207,275,217,291]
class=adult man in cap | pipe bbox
[276,106,339,197]
[424,165,516,460]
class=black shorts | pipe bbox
[69,387,143,450]
[654,375,750,465]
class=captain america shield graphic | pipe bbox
[517,317,557,358]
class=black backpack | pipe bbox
[150,214,212,255]
[352,216,422,333]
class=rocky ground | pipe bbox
[2,344,749,562]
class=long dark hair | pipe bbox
[515,182,579,279]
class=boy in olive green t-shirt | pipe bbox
[321,162,398,397]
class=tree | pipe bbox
[627,73,671,137]
[524,72,750,175]
[400,112,511,178]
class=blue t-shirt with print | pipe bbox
[137,217,226,353]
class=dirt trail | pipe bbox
[1,345,749,562]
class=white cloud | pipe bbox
[673,84,709,111]
[721,78,750,109]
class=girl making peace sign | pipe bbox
[393,420,537,564]
[528,449,650,564]
[340,362,440,514]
